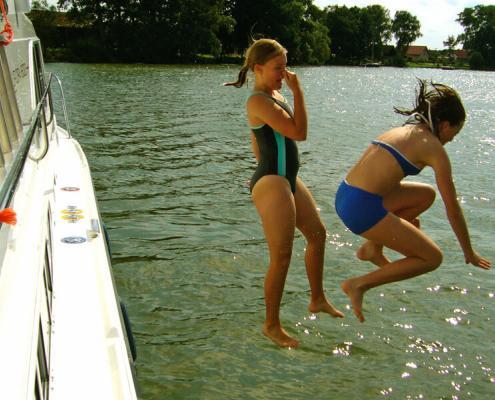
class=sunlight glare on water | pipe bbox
[47,63,494,399]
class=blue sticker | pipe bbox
[61,236,86,244]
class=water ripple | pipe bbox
[47,63,495,400]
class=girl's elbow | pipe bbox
[295,130,307,141]
[284,126,306,141]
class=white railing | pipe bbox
[0,70,69,211]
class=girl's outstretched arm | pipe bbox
[430,148,491,269]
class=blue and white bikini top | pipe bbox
[371,140,422,176]
[406,100,436,134]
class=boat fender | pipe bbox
[120,300,137,362]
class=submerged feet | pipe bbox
[357,241,389,267]
[263,323,299,348]
[341,279,365,322]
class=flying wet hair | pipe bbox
[224,38,287,88]
[394,79,466,136]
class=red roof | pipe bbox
[454,49,469,60]
[406,46,428,56]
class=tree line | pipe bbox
[29,1,495,69]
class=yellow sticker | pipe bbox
[61,214,84,221]
[61,209,83,215]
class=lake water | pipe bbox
[47,63,494,399]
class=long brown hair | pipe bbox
[224,39,287,88]
[394,79,466,135]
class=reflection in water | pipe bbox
[48,63,494,399]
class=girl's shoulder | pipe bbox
[411,129,449,168]
[377,126,445,162]
[247,90,293,120]
[247,91,288,112]
[246,92,273,115]
[247,91,273,106]
[392,125,442,149]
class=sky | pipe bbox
[42,0,492,50]
[314,0,493,49]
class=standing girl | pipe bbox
[335,79,491,322]
[226,39,343,347]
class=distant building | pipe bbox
[453,49,469,61]
[405,46,429,62]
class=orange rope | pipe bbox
[0,0,13,46]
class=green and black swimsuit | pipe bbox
[249,92,300,193]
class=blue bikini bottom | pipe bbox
[335,180,388,234]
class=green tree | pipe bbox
[306,1,332,64]
[230,0,285,52]
[457,5,495,68]
[58,0,234,62]
[229,0,330,64]
[32,0,57,11]
[361,5,391,61]
[299,17,330,64]
[392,10,421,56]
[469,51,485,70]
[443,35,459,63]
[324,5,364,64]
[281,0,330,64]
[29,1,59,56]
[170,0,235,60]
[323,5,392,64]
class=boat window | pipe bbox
[42,209,53,336]
[43,243,53,320]
[44,242,53,290]
[34,319,50,400]
[44,208,54,292]
[43,211,54,322]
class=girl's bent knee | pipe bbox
[427,248,443,271]
[425,186,436,207]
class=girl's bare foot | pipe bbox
[263,323,299,348]
[357,241,389,267]
[308,298,344,318]
[340,279,365,322]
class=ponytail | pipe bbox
[224,64,249,88]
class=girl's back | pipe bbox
[346,125,438,195]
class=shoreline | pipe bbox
[42,50,493,71]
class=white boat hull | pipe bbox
[0,1,138,398]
